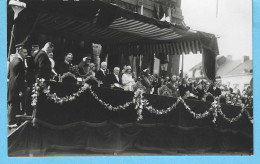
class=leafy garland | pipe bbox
[31,79,253,124]
[89,87,134,111]
[61,72,77,81]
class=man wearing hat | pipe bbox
[7,44,27,128]
[23,45,38,115]
[77,56,92,76]
[34,42,53,80]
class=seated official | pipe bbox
[121,66,135,91]
[109,67,123,90]
[95,62,110,87]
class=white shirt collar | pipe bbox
[41,48,47,54]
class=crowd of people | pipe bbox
[7,42,253,128]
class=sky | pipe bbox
[180,0,252,71]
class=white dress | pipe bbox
[122,73,135,91]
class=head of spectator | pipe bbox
[181,78,187,87]
[184,73,189,79]
[182,90,191,99]
[65,53,73,64]
[113,67,120,76]
[42,42,54,54]
[165,76,170,82]
[176,75,180,81]
[228,87,233,95]
[100,62,107,71]
[231,96,237,105]
[171,75,177,82]
[226,94,231,102]
[159,78,165,85]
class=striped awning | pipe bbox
[11,0,213,56]
[103,40,202,56]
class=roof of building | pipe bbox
[222,60,252,77]
[189,56,252,77]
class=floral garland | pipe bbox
[31,78,45,107]
[61,72,77,81]
[89,87,134,111]
[31,78,90,105]
[244,109,253,124]
[182,98,214,120]
[145,97,181,115]
[217,104,253,124]
[133,89,148,121]
[84,76,99,84]
[43,83,90,104]
[32,79,253,124]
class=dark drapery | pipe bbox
[8,82,253,156]
[198,32,219,81]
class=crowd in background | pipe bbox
[7,42,253,128]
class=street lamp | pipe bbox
[8,0,26,61]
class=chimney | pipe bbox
[243,56,249,62]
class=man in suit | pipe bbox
[23,45,37,115]
[178,78,192,97]
[95,62,109,87]
[57,52,74,75]
[109,67,122,88]
[208,81,222,98]
[7,44,27,128]
[34,42,53,80]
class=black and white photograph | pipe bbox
[7,0,253,157]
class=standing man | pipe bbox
[23,45,37,115]
[95,62,109,87]
[7,44,27,128]
[34,42,53,80]
[57,52,74,75]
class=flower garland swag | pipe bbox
[88,87,134,111]
[32,79,253,124]
[32,78,134,111]
[31,78,46,126]
[217,104,253,124]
